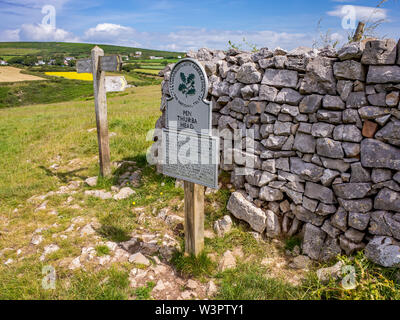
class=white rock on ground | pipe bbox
[113,187,135,200]
[129,252,150,266]
[40,244,60,261]
[69,257,81,270]
[80,224,96,237]
[206,281,217,297]
[219,250,236,271]
[85,176,98,187]
[84,190,112,200]
[316,261,344,282]
[31,235,43,246]
[213,215,233,237]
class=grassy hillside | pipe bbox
[0,68,162,108]
[0,85,399,300]
[0,42,184,60]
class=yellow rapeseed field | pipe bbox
[45,72,93,81]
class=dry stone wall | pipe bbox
[156,39,400,267]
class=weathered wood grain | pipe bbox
[184,181,205,256]
[77,55,122,74]
[92,46,111,177]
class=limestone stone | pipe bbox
[311,123,334,138]
[331,207,348,232]
[375,119,400,147]
[361,139,400,170]
[276,88,303,105]
[342,142,360,157]
[337,80,353,101]
[236,62,262,84]
[361,39,397,65]
[323,95,345,110]
[333,183,372,200]
[302,223,326,260]
[316,138,344,159]
[333,125,362,143]
[338,198,373,213]
[305,182,335,204]
[320,169,340,186]
[368,93,387,106]
[293,133,316,154]
[339,235,365,255]
[345,228,365,243]
[261,69,298,88]
[290,157,324,183]
[300,57,336,95]
[214,215,233,237]
[316,261,344,282]
[348,212,371,231]
[299,94,323,114]
[386,91,400,107]
[374,188,400,211]
[293,205,325,226]
[259,186,284,202]
[365,236,400,267]
[358,106,391,120]
[316,110,342,124]
[321,220,342,238]
[372,169,392,184]
[85,176,98,187]
[227,192,267,233]
[333,60,365,81]
[367,65,400,84]
[346,92,368,109]
[338,42,363,60]
[320,157,350,173]
[128,252,150,266]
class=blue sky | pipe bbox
[0,0,399,52]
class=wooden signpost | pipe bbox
[77,46,127,177]
[162,59,219,256]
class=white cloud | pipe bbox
[18,24,79,42]
[82,24,310,52]
[328,5,388,21]
[83,23,143,47]
[162,28,309,52]
[0,29,20,41]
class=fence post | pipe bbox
[91,46,111,177]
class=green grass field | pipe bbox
[0,68,162,108]
[0,42,184,60]
[0,81,399,300]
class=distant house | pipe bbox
[48,59,56,65]
[177,56,182,59]
[149,56,163,60]
[35,60,46,66]
[135,51,142,57]
[0,60,8,66]
[121,55,129,61]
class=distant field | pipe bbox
[45,72,93,81]
[0,42,184,60]
[0,48,41,56]
[0,66,45,82]
[133,69,161,75]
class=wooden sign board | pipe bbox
[162,128,219,189]
[166,59,212,135]
[75,47,125,177]
[105,76,128,92]
[77,55,122,74]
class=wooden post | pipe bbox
[184,181,204,256]
[353,22,365,42]
[91,46,111,177]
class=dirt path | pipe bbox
[0,66,45,82]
